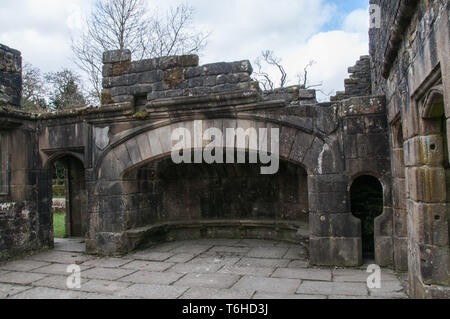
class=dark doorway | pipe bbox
[51,156,87,238]
[350,175,384,259]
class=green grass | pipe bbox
[53,212,66,238]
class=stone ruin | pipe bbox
[0,0,448,298]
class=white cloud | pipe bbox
[0,1,369,101]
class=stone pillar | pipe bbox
[405,135,450,296]
[0,44,22,108]
[309,174,363,267]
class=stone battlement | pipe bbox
[101,49,257,109]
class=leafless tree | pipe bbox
[71,0,209,105]
[21,62,48,112]
[253,50,287,91]
[45,70,87,110]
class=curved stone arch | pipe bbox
[44,151,85,170]
[96,118,339,182]
[348,171,391,206]
[93,115,326,177]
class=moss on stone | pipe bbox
[163,68,185,89]
[132,111,149,120]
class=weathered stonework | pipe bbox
[0,44,22,108]
[370,0,450,298]
[0,0,448,299]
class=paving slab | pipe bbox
[79,280,131,294]
[32,275,83,290]
[54,239,85,253]
[166,253,196,263]
[208,246,251,254]
[0,283,32,298]
[219,265,275,277]
[0,260,51,272]
[297,281,368,296]
[253,292,327,299]
[238,239,278,247]
[180,287,254,299]
[188,256,240,267]
[9,287,87,299]
[118,271,185,285]
[283,247,308,259]
[272,268,332,281]
[27,251,91,264]
[0,271,48,285]
[233,276,301,294]
[236,258,290,268]
[127,251,173,262]
[148,242,184,252]
[171,244,214,255]
[174,273,240,289]
[247,247,289,259]
[82,257,133,268]
[114,284,188,299]
[168,263,223,274]
[82,267,136,281]
[369,281,408,298]
[32,263,93,275]
[121,260,175,272]
[287,260,309,268]
[333,268,400,283]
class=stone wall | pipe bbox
[0,109,51,261]
[331,56,372,101]
[370,0,450,298]
[0,44,22,108]
[101,50,257,109]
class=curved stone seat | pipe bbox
[125,219,309,253]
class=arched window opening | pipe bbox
[351,175,384,260]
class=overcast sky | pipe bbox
[0,0,370,101]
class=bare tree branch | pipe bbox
[71,0,209,105]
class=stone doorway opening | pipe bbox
[50,155,87,239]
[350,175,384,260]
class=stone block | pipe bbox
[406,167,446,203]
[103,50,131,64]
[375,236,394,267]
[418,243,450,286]
[407,201,449,246]
[404,135,444,167]
[310,213,360,237]
[309,237,362,267]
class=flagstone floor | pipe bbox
[0,238,409,299]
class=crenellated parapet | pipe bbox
[101,49,258,109]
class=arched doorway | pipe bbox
[350,175,384,260]
[49,155,87,238]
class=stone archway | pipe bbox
[88,118,347,258]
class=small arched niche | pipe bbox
[350,175,384,260]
